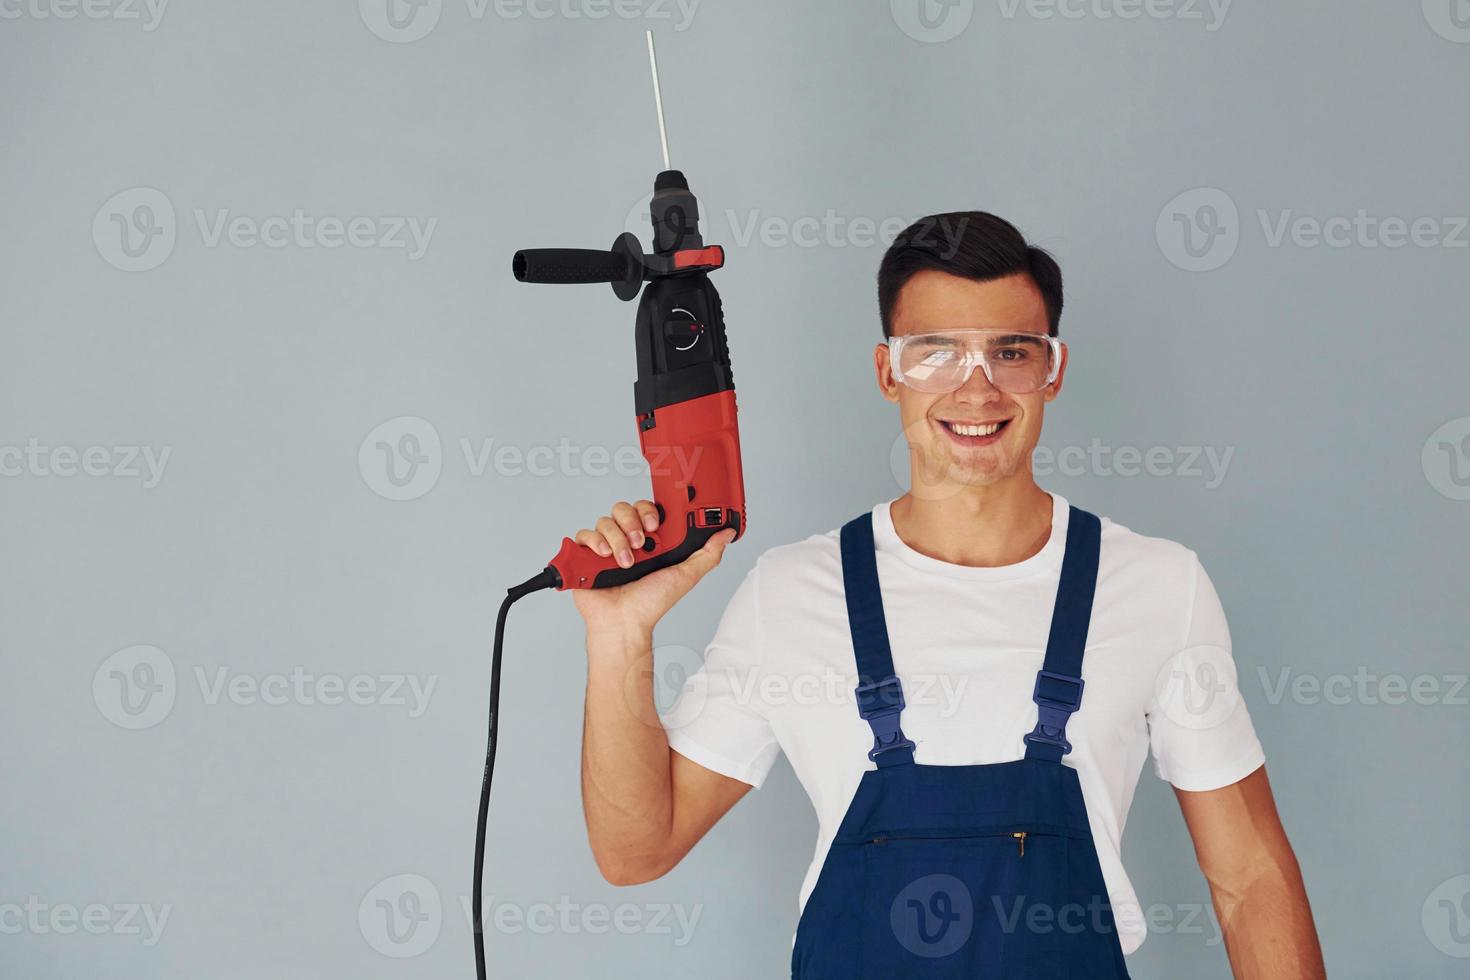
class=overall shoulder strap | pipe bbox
[1024,506,1103,764]
[839,512,915,768]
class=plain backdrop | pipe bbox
[2,1,1468,977]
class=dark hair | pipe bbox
[877,212,1063,337]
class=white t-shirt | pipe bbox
[660,491,1265,956]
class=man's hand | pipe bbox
[569,498,737,639]
[1175,766,1326,978]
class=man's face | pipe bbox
[875,269,1066,495]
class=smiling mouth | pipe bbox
[936,418,1010,447]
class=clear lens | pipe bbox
[892,330,1059,394]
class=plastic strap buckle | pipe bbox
[1023,670,1085,755]
[854,676,916,762]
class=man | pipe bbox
[567,213,1325,977]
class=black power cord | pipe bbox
[474,567,559,980]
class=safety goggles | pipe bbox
[887,328,1063,394]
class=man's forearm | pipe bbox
[1213,849,1325,979]
[580,624,674,884]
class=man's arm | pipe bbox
[566,500,750,886]
[580,623,751,885]
[1174,765,1326,979]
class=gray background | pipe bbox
[2,0,1468,977]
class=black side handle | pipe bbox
[511,234,646,301]
[512,248,627,284]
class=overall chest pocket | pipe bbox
[859,829,1073,979]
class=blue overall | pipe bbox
[790,506,1131,978]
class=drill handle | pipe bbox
[512,248,627,285]
[512,235,645,300]
[547,390,746,591]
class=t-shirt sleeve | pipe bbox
[660,562,782,789]
[1146,553,1267,792]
